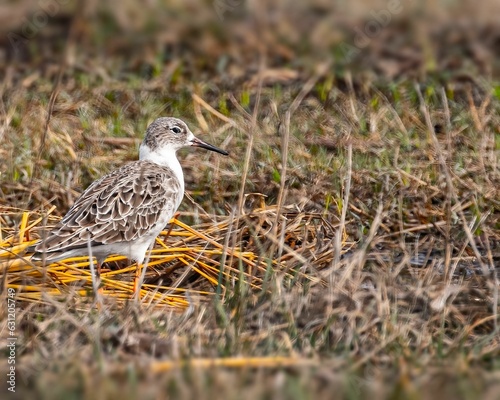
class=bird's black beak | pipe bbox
[191,137,229,156]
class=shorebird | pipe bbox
[31,117,228,293]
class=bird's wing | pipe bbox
[35,161,181,254]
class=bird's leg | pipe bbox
[96,260,102,279]
[132,241,155,300]
[133,214,178,298]
[165,212,181,241]
[88,257,104,308]
[96,259,104,295]
[133,262,141,296]
[132,213,180,299]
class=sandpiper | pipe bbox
[32,117,228,292]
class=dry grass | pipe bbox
[1,203,349,306]
[1,1,500,399]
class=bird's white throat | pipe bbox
[139,144,185,193]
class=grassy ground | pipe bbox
[1,1,500,399]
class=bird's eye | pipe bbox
[171,126,182,134]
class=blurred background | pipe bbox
[1,0,499,84]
